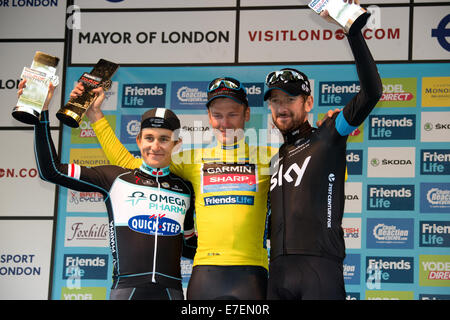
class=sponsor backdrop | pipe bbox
[0,1,449,300]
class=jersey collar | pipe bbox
[139,162,170,177]
[283,120,313,145]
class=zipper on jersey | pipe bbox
[152,171,161,283]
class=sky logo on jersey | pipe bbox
[346,150,362,175]
[369,115,415,140]
[171,81,209,109]
[421,149,450,175]
[419,255,450,287]
[243,82,264,107]
[122,83,166,108]
[420,221,450,248]
[343,254,360,285]
[319,81,359,107]
[367,218,414,249]
[367,185,414,211]
[202,163,257,193]
[128,215,181,236]
[376,78,416,108]
[420,183,450,213]
[366,257,414,286]
[204,195,254,206]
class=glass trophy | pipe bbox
[309,0,370,34]
[12,51,60,124]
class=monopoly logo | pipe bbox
[122,83,166,108]
[377,78,417,108]
[318,81,359,107]
[422,77,450,107]
[421,112,450,142]
[62,254,108,280]
[69,149,110,167]
[343,254,360,285]
[128,215,181,236]
[243,82,264,107]
[202,163,257,193]
[369,115,415,140]
[368,147,415,178]
[171,81,209,109]
[419,255,450,286]
[367,218,414,249]
[421,149,450,175]
[366,256,414,286]
[204,195,254,206]
[367,185,414,211]
[420,221,450,248]
[346,150,362,175]
[420,183,450,214]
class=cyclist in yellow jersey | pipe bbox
[74,78,276,299]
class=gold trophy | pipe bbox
[12,51,60,124]
[309,0,370,35]
[56,59,119,128]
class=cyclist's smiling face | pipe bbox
[207,97,250,145]
[268,89,313,134]
[136,128,178,168]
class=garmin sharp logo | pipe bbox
[431,14,450,52]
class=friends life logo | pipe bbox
[367,185,414,211]
[366,256,414,289]
[421,149,450,175]
[368,115,415,140]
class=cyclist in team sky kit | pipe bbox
[18,80,197,300]
[265,0,383,299]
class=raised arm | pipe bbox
[323,1,383,136]
[72,82,142,169]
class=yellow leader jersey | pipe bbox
[91,117,277,269]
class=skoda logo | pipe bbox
[371,158,380,167]
[431,14,450,52]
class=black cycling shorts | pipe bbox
[187,265,268,300]
[110,283,184,300]
[267,255,346,300]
